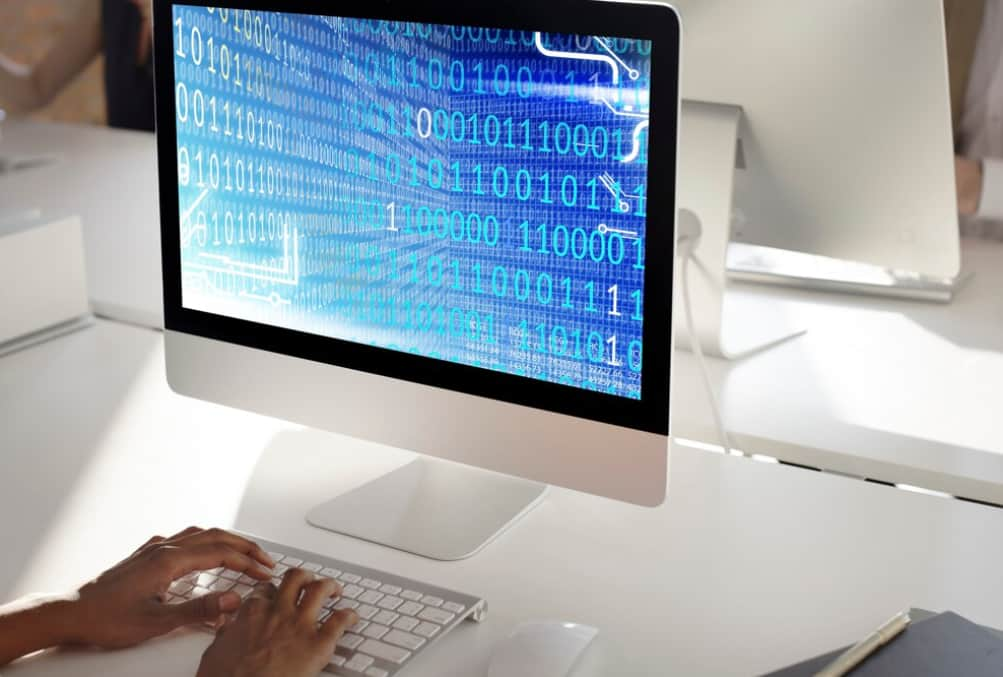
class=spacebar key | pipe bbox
[358,639,411,664]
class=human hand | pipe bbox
[956,155,983,216]
[66,527,274,649]
[196,569,358,677]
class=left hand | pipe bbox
[956,155,983,216]
[65,527,275,649]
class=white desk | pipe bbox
[2,320,1003,676]
[4,119,1003,503]
[0,119,162,328]
[671,237,1003,504]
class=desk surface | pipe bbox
[4,119,1003,502]
[0,120,162,328]
[2,319,1003,676]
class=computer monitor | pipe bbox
[154,0,679,559]
[675,0,960,280]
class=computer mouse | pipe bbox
[487,621,602,677]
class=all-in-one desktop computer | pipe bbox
[154,0,679,673]
[675,0,962,302]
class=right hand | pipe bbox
[196,569,358,677]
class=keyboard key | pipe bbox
[232,584,253,598]
[339,573,362,584]
[195,572,216,588]
[345,654,375,672]
[393,617,420,632]
[321,567,342,579]
[334,599,359,611]
[366,668,390,677]
[356,604,379,620]
[220,569,241,581]
[398,601,424,617]
[329,655,346,668]
[190,586,211,599]
[360,578,381,590]
[414,622,440,638]
[384,629,426,651]
[282,557,303,567]
[359,590,384,605]
[237,574,257,586]
[208,567,224,575]
[270,577,282,587]
[348,619,369,633]
[302,562,323,573]
[362,623,390,640]
[337,633,364,650]
[442,601,465,614]
[421,595,443,607]
[209,578,235,593]
[272,563,289,576]
[168,581,193,597]
[358,639,411,664]
[418,607,454,625]
[379,584,402,595]
[318,610,331,622]
[266,551,284,563]
[377,595,403,611]
[342,584,364,599]
[401,589,423,602]
[323,596,338,610]
[166,594,186,605]
[372,610,399,626]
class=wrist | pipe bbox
[29,596,85,647]
[0,594,81,666]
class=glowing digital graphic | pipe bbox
[173,6,652,398]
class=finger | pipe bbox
[239,581,277,618]
[123,534,166,562]
[155,543,272,581]
[298,577,341,620]
[320,609,359,644]
[140,534,166,549]
[276,568,314,612]
[173,528,275,569]
[165,525,204,541]
[160,590,241,630]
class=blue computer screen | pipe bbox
[172,6,652,399]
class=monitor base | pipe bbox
[306,458,548,561]
[726,242,973,303]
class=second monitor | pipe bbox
[676,0,960,292]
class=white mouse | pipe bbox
[487,621,602,677]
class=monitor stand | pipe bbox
[677,100,806,359]
[307,457,548,561]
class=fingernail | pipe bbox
[219,591,240,611]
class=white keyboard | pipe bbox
[163,533,487,676]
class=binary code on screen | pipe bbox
[172,6,652,399]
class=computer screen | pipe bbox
[171,6,652,400]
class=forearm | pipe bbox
[0,54,45,113]
[0,595,80,667]
[0,0,101,115]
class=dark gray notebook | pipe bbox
[763,611,1003,676]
